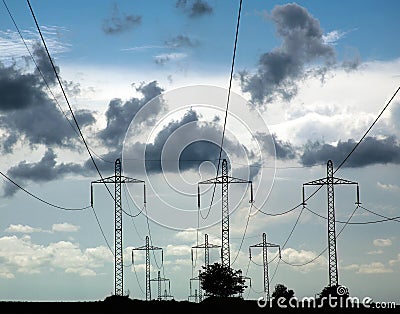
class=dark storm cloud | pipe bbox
[176,0,213,18]
[99,81,164,148]
[4,148,86,197]
[239,3,336,105]
[123,109,243,174]
[300,136,400,168]
[31,42,58,85]
[165,35,200,48]
[256,133,297,160]
[102,4,142,35]
[0,45,96,153]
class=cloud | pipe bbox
[164,35,200,48]
[166,244,191,256]
[154,52,187,65]
[124,109,244,174]
[5,224,43,233]
[256,132,297,160]
[102,4,142,35]
[282,248,327,272]
[344,262,393,274]
[0,235,112,277]
[4,148,86,197]
[377,182,400,192]
[373,238,392,247]
[0,45,95,153]
[99,81,164,149]
[176,0,213,18]
[300,136,400,168]
[367,250,383,255]
[52,223,80,233]
[239,3,336,105]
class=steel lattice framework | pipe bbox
[91,158,144,296]
[132,235,163,301]
[191,234,221,267]
[249,233,281,301]
[150,270,171,301]
[198,159,253,268]
[303,160,360,287]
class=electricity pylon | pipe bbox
[237,269,252,298]
[303,159,360,287]
[132,235,163,301]
[249,232,281,301]
[190,270,203,302]
[198,159,253,267]
[191,234,221,267]
[91,158,145,296]
[150,270,170,301]
[188,289,198,303]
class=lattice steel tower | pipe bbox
[303,160,360,287]
[132,235,163,300]
[198,159,253,268]
[249,233,281,301]
[91,158,144,296]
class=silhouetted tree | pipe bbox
[199,263,246,297]
[317,285,349,308]
[271,283,295,306]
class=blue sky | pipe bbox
[0,0,399,304]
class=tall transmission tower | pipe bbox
[132,235,163,300]
[303,159,360,287]
[150,270,171,301]
[198,159,253,268]
[249,232,281,301]
[191,234,221,267]
[91,158,145,296]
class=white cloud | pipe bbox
[367,250,383,255]
[5,224,43,233]
[0,235,112,278]
[373,238,392,247]
[174,228,202,242]
[52,223,80,232]
[281,248,326,272]
[344,262,393,274]
[377,182,400,192]
[389,253,400,267]
[166,244,191,256]
[323,30,346,44]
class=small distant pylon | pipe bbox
[191,234,221,267]
[150,270,170,301]
[132,235,163,301]
[249,232,281,301]
[190,270,203,302]
[188,289,198,303]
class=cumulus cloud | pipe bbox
[5,224,43,233]
[239,3,336,105]
[300,136,400,168]
[0,45,95,153]
[373,238,392,247]
[282,248,326,272]
[256,132,297,160]
[344,262,393,274]
[99,81,164,149]
[377,182,400,192]
[102,4,142,35]
[4,148,86,197]
[176,0,213,18]
[0,235,112,277]
[52,223,80,233]
[166,244,191,256]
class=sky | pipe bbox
[0,0,399,304]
